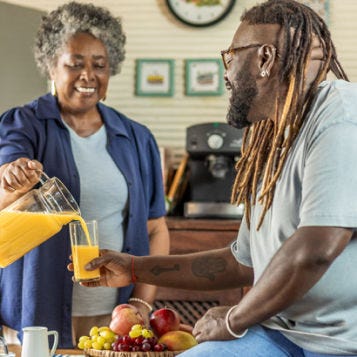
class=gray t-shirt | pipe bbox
[231,80,357,354]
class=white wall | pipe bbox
[2,0,356,163]
[0,2,47,113]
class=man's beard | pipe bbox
[226,65,258,129]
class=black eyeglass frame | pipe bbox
[220,44,263,70]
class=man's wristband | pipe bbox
[225,306,248,338]
[131,256,137,283]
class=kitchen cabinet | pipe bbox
[154,217,242,325]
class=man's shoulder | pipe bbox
[309,80,357,126]
[318,79,357,103]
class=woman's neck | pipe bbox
[61,109,103,137]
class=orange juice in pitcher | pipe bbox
[0,174,81,267]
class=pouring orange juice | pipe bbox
[0,174,85,267]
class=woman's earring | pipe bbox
[101,94,106,102]
[51,80,57,96]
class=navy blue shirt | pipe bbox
[0,94,166,347]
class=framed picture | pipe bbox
[185,59,224,96]
[136,59,174,97]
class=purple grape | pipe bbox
[118,343,131,352]
[141,342,152,352]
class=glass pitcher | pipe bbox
[0,173,81,268]
[0,335,15,357]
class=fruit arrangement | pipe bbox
[77,304,198,354]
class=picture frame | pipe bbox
[185,59,224,96]
[135,59,175,97]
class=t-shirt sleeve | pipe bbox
[299,121,357,228]
[231,215,253,267]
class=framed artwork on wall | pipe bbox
[185,59,224,96]
[135,59,175,97]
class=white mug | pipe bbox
[21,326,58,357]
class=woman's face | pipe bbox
[50,32,110,115]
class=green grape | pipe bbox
[99,329,115,341]
[96,336,106,346]
[77,341,85,350]
[92,341,103,350]
[142,328,154,338]
[103,342,112,350]
[129,328,142,338]
[89,326,99,336]
[78,335,90,343]
[131,324,143,331]
[83,340,93,349]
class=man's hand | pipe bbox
[72,249,133,288]
[192,306,234,343]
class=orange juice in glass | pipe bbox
[69,219,100,282]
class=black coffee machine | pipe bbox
[184,122,244,219]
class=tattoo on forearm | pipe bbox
[150,264,179,276]
[191,257,227,281]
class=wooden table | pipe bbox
[8,344,84,355]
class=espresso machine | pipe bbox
[184,122,244,219]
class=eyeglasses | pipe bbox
[220,44,263,70]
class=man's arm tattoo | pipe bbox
[150,264,180,276]
[191,256,227,281]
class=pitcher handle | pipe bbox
[47,330,58,357]
[0,336,9,354]
[38,171,51,185]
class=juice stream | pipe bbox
[0,211,95,269]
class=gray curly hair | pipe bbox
[34,1,126,77]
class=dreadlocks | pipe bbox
[231,0,348,230]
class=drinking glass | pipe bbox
[69,219,100,282]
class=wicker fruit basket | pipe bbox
[84,349,182,357]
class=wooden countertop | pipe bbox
[165,216,240,231]
[8,344,84,355]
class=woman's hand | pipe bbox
[0,158,43,193]
[76,249,133,288]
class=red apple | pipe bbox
[110,304,144,336]
[149,307,181,337]
[111,303,137,318]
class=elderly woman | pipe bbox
[0,2,169,348]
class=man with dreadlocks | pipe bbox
[76,0,357,355]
